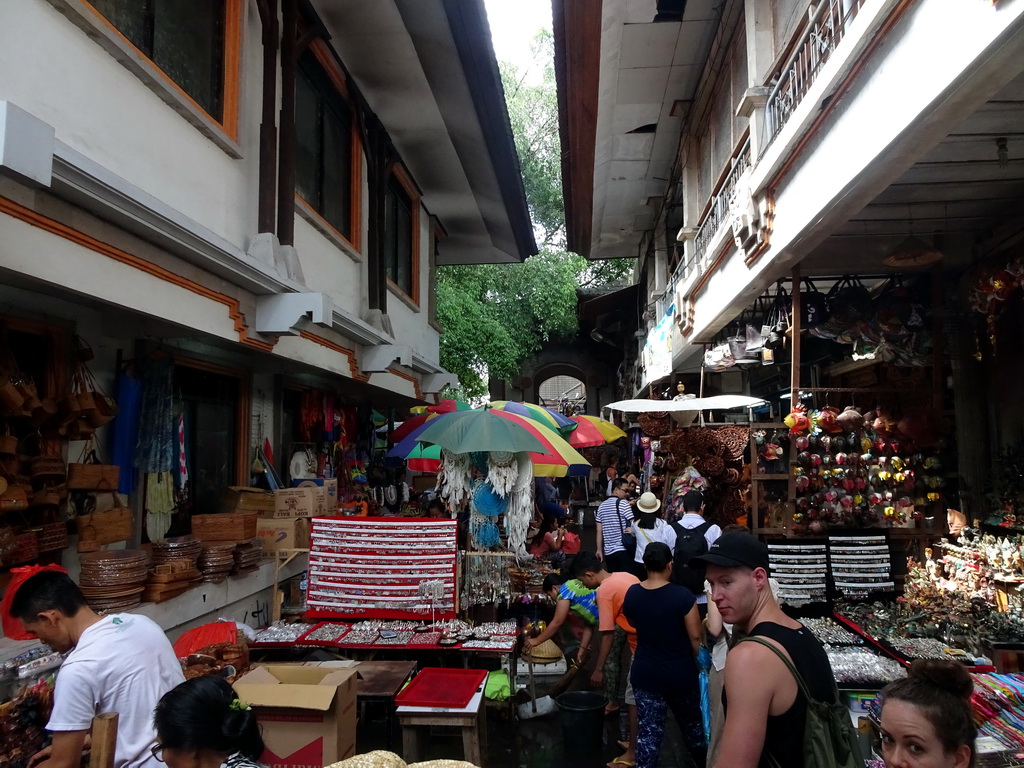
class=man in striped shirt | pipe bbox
[595,478,635,574]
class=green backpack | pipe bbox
[738,636,864,768]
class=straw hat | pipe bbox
[521,638,563,664]
[325,752,407,768]
[636,491,661,514]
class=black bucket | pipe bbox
[555,691,605,755]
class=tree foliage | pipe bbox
[437,30,633,398]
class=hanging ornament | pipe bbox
[441,450,472,509]
[487,451,519,497]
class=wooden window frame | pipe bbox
[294,39,363,253]
[174,355,251,487]
[77,0,243,142]
[385,164,421,307]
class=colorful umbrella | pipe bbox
[393,399,470,442]
[488,401,577,435]
[386,425,442,472]
[414,409,550,455]
[565,417,606,449]
[573,415,627,443]
[490,411,590,477]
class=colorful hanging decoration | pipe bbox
[471,480,508,517]
[969,257,1024,358]
[784,404,816,435]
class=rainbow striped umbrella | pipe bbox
[488,401,577,436]
[573,415,627,443]
[566,417,606,449]
[490,411,590,477]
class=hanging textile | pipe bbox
[135,358,176,473]
[176,414,189,489]
[111,365,143,494]
[144,471,175,541]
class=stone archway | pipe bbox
[490,340,618,415]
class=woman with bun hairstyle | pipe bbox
[878,659,976,768]
[153,676,265,768]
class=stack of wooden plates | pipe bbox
[79,550,148,612]
[152,535,202,566]
[232,538,263,576]
[198,542,236,582]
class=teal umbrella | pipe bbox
[415,409,550,455]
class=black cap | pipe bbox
[689,532,770,573]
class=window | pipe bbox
[384,173,418,301]
[296,51,355,241]
[87,0,227,121]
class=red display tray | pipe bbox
[394,667,487,709]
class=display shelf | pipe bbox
[752,474,789,481]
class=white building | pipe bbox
[0,0,534,638]
[555,0,1024,396]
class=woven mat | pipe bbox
[324,752,479,768]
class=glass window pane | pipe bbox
[88,0,149,53]
[321,106,352,237]
[151,0,225,119]
[384,188,398,283]
[295,72,321,210]
[395,192,412,295]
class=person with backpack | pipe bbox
[693,532,861,768]
[670,491,721,615]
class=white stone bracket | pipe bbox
[254,292,334,335]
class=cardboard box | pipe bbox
[234,664,357,767]
[272,488,318,518]
[257,516,310,553]
[293,477,339,502]
[221,486,276,514]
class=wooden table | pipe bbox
[397,682,487,767]
[355,660,417,749]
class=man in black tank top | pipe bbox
[690,532,837,768]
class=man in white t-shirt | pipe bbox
[670,490,722,616]
[9,571,184,768]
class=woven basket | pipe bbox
[76,503,133,550]
[37,522,69,553]
[192,513,257,542]
[7,531,38,564]
[30,456,66,482]
[0,484,29,513]
[67,460,119,490]
[325,751,408,768]
[521,638,562,664]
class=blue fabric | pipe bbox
[697,645,712,745]
[135,358,176,473]
[110,369,142,494]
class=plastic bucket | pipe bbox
[555,691,605,755]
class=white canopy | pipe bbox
[605,395,766,413]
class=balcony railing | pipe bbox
[672,137,752,291]
[763,0,867,152]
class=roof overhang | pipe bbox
[313,0,537,265]
[554,0,722,260]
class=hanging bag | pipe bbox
[67,439,120,490]
[74,492,133,551]
[617,499,637,559]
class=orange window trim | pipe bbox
[388,164,421,306]
[175,354,252,485]
[79,0,242,141]
[301,39,364,251]
[295,192,360,254]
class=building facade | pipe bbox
[0,0,534,637]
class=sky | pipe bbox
[482,0,553,76]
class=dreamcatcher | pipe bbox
[503,453,534,558]
[440,450,471,508]
[487,451,519,497]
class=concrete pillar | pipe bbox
[744,0,775,86]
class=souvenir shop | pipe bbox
[621,264,1024,763]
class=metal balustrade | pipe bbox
[763,0,867,151]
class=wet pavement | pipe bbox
[356,664,701,768]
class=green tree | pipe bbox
[437,31,632,398]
